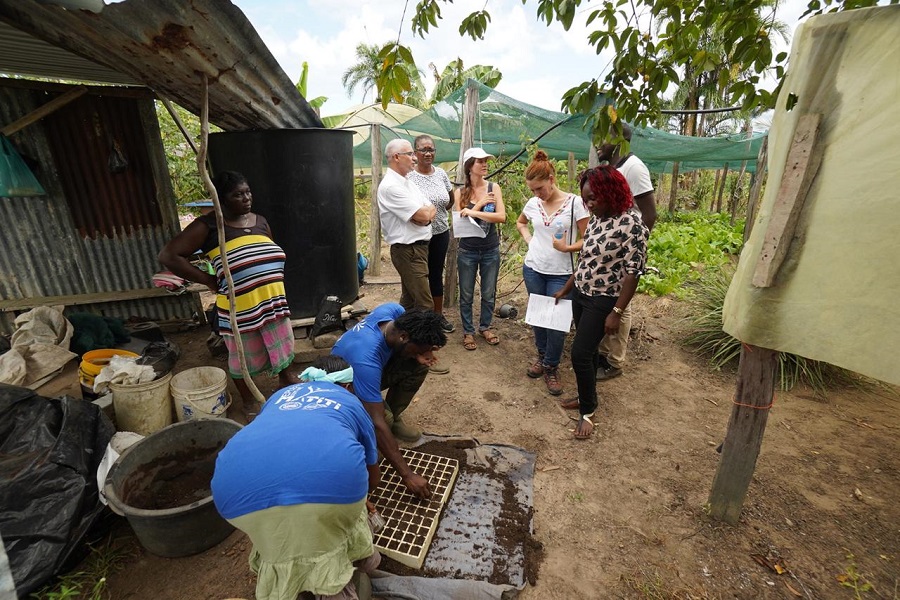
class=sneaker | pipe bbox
[596,366,623,381]
[543,366,563,396]
[439,315,455,333]
[391,418,422,442]
[429,363,450,375]
[526,355,545,378]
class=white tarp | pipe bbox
[724,6,900,385]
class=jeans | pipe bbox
[457,247,500,335]
[571,289,617,416]
[522,265,571,367]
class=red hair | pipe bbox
[580,165,633,214]
[525,150,555,181]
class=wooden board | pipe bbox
[752,113,823,288]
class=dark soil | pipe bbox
[122,445,223,510]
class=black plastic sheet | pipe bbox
[0,384,115,596]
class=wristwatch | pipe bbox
[612,306,624,315]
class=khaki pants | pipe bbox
[598,303,632,369]
[390,242,433,310]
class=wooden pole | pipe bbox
[712,169,722,212]
[667,162,680,213]
[567,151,576,192]
[196,74,265,404]
[160,97,198,155]
[729,123,754,225]
[369,124,383,276]
[708,345,778,524]
[443,80,478,308]
[715,163,729,213]
[744,136,769,243]
[1,85,88,136]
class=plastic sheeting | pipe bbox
[0,384,115,596]
[723,6,900,385]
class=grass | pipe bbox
[680,265,854,396]
[620,570,712,599]
[29,537,133,600]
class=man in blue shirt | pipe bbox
[333,304,446,499]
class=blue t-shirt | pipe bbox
[332,303,405,404]
[211,382,378,520]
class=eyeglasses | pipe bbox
[415,148,436,154]
[395,151,415,157]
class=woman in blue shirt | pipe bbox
[212,356,380,600]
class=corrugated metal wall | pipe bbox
[0,82,197,334]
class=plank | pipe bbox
[1,86,88,136]
[0,284,207,312]
[752,113,823,287]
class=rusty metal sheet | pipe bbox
[0,0,322,131]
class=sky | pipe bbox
[234,0,814,118]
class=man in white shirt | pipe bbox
[595,123,657,380]
[377,139,437,310]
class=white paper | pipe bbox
[525,293,573,332]
[451,211,488,238]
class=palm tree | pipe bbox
[341,43,383,103]
[427,58,501,106]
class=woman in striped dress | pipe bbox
[159,171,294,413]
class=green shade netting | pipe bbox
[1,135,45,197]
[347,80,765,174]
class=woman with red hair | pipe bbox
[554,165,648,439]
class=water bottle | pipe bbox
[553,218,565,241]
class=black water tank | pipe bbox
[208,129,357,319]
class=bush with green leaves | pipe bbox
[640,211,744,297]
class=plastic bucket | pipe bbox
[170,367,231,422]
[103,419,242,557]
[79,349,139,400]
[110,373,174,436]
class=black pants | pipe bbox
[571,290,617,416]
[380,353,429,425]
[427,230,450,298]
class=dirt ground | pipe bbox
[100,253,899,600]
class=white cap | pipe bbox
[462,147,494,163]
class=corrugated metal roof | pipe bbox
[0,0,322,131]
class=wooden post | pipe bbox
[160,97,198,155]
[567,151,576,192]
[715,163,729,212]
[744,136,769,243]
[443,81,478,308]
[708,345,778,524]
[712,169,722,212]
[729,123,754,225]
[667,161,680,213]
[369,124,383,276]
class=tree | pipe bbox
[375,0,886,144]
[341,42,383,103]
[296,61,327,112]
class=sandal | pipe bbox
[463,334,477,351]
[574,413,595,439]
[480,329,500,345]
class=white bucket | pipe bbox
[170,367,231,422]
[110,373,174,436]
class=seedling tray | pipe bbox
[369,448,459,569]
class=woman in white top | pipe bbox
[407,135,455,338]
[515,150,589,397]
